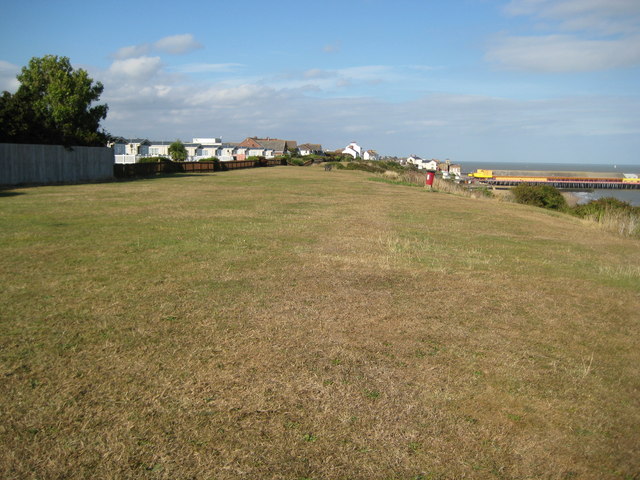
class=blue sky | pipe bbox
[1,0,639,164]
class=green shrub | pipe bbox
[198,156,219,164]
[511,184,568,211]
[137,156,167,164]
[377,160,405,172]
[572,197,638,219]
[324,161,345,169]
[288,158,306,166]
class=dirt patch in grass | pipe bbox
[1,167,639,479]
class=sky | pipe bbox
[1,0,639,164]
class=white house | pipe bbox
[183,143,201,160]
[148,141,172,157]
[111,138,150,163]
[219,145,238,162]
[342,142,363,158]
[298,143,323,156]
[246,147,275,158]
[195,144,221,159]
[406,155,438,171]
[363,150,379,161]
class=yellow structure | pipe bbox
[468,169,493,178]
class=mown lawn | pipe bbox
[1,166,639,479]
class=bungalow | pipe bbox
[239,137,297,156]
[298,143,323,156]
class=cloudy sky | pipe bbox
[1,0,639,164]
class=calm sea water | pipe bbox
[461,161,640,206]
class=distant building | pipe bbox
[239,137,297,156]
[342,142,363,159]
[192,137,221,145]
[298,143,323,156]
[407,155,437,170]
[363,150,379,161]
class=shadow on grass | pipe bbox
[114,172,219,184]
[0,172,219,191]
[0,190,26,197]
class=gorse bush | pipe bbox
[198,156,219,164]
[511,184,568,211]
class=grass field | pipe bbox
[1,166,639,479]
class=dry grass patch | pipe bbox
[1,167,639,479]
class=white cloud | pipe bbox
[492,0,640,71]
[171,63,244,74]
[112,44,151,60]
[110,34,203,60]
[153,34,202,55]
[303,69,336,79]
[0,60,20,92]
[487,34,640,72]
[505,0,640,32]
[108,56,163,81]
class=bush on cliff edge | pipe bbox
[511,184,568,211]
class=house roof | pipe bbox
[240,138,298,152]
[299,143,322,151]
[257,139,287,151]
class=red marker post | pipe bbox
[425,170,436,190]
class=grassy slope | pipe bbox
[1,167,638,479]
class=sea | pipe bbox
[460,161,640,206]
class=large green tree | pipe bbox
[0,55,108,146]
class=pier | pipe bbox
[467,169,640,190]
[482,179,640,189]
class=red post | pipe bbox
[425,170,435,188]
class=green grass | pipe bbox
[1,166,639,479]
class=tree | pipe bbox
[0,55,108,146]
[168,140,187,161]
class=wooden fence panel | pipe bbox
[0,143,114,186]
[113,158,285,179]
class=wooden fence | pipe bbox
[1,143,114,186]
[113,158,287,179]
